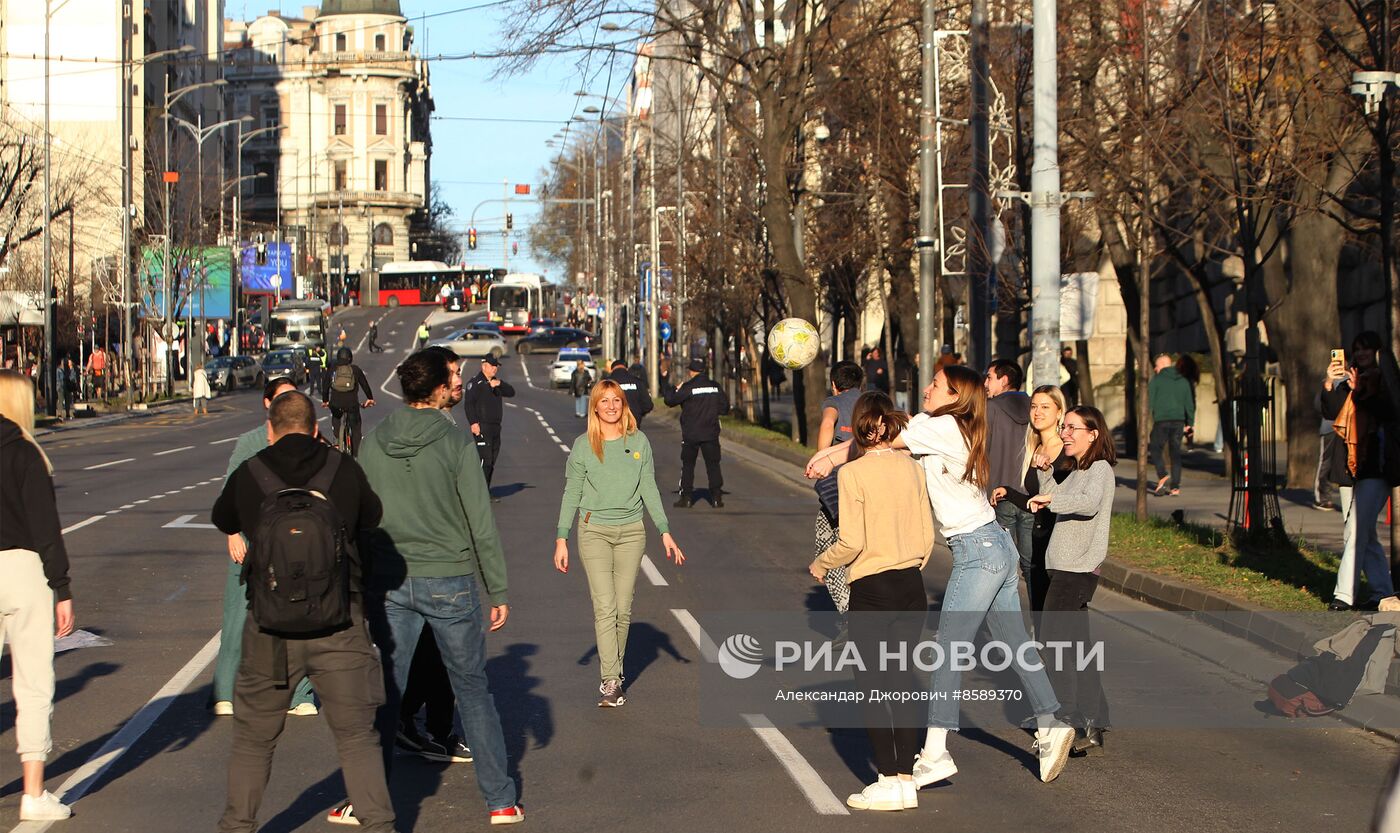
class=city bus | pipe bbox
[487,272,558,333]
[268,298,330,349]
[358,262,505,307]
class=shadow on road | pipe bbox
[490,482,531,500]
[573,623,692,691]
[487,643,553,804]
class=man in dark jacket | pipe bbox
[1148,353,1195,496]
[210,392,395,833]
[569,359,594,418]
[607,359,653,423]
[984,359,1034,573]
[662,356,731,508]
[320,346,375,457]
[462,354,516,488]
[862,346,890,394]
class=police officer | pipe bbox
[462,354,515,491]
[662,357,730,508]
[606,359,653,423]
[307,344,328,398]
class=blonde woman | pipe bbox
[0,370,75,820]
[992,385,1070,613]
[555,379,685,707]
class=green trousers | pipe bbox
[213,557,315,707]
[577,521,647,682]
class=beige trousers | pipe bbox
[0,548,56,763]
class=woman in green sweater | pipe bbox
[555,379,686,707]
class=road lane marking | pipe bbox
[82,457,135,471]
[640,554,668,586]
[668,608,846,816]
[154,445,194,456]
[163,514,217,530]
[61,515,106,535]
[210,436,239,445]
[13,633,223,831]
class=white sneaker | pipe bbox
[845,775,905,811]
[20,790,72,821]
[911,751,958,788]
[900,778,918,809]
[287,701,319,716]
[212,700,234,716]
[1034,723,1074,783]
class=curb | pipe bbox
[34,397,197,436]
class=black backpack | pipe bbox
[244,454,352,636]
[331,364,357,394]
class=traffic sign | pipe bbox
[660,321,672,342]
[270,274,282,288]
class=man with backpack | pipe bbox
[605,359,653,424]
[210,391,395,833]
[321,347,374,457]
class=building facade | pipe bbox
[223,0,433,300]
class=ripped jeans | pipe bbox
[370,573,516,811]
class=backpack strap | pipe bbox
[305,451,343,498]
[247,456,288,496]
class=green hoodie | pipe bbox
[358,406,509,605]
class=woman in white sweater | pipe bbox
[1028,405,1116,755]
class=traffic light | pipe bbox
[512,242,518,255]
[506,213,514,231]
[468,228,477,250]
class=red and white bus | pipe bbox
[487,273,558,333]
[359,261,503,307]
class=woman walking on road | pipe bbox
[809,392,935,812]
[0,370,76,821]
[555,379,685,707]
[192,362,213,415]
[807,365,1076,789]
[1027,405,1116,756]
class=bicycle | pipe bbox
[325,399,373,457]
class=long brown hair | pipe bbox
[0,370,51,472]
[931,365,989,488]
[1065,405,1117,469]
[848,391,910,462]
[586,379,637,461]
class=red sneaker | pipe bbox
[326,803,360,826]
[489,805,525,825]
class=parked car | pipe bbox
[550,347,596,388]
[515,327,598,355]
[427,327,508,359]
[259,348,309,385]
[527,318,559,335]
[205,355,263,391]
[442,289,467,312]
[467,321,503,335]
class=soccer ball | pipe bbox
[767,318,820,369]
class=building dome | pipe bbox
[319,0,402,16]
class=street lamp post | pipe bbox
[232,123,281,355]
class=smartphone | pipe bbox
[1331,349,1346,366]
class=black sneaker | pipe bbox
[1327,599,1354,612]
[395,722,427,754]
[713,490,725,508]
[423,734,473,763]
[673,493,692,508]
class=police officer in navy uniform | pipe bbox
[662,356,730,508]
[462,354,515,491]
[606,360,654,424]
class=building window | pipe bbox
[335,32,347,52]
[334,104,347,136]
[334,160,347,191]
[374,159,388,191]
[374,33,386,51]
[373,223,394,246]
[375,104,388,136]
[327,223,348,247]
[253,162,274,195]
[262,105,279,131]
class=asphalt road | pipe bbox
[1,304,1394,832]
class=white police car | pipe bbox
[549,347,596,388]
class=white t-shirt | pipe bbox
[900,412,996,537]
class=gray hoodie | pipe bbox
[986,390,1032,492]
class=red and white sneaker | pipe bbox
[489,805,525,825]
[326,802,360,826]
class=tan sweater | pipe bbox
[815,450,935,583]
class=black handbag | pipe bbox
[814,466,841,524]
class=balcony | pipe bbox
[311,51,417,75]
[309,189,423,210]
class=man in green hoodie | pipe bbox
[356,348,523,827]
[1148,353,1196,496]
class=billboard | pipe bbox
[239,241,294,294]
[138,246,233,319]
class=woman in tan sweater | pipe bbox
[810,392,935,812]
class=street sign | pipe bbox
[660,321,672,342]
[270,274,282,289]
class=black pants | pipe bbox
[219,605,393,833]
[1150,420,1184,489]
[368,336,382,353]
[848,567,927,776]
[330,406,363,458]
[1027,514,1055,619]
[401,626,455,740]
[680,439,723,495]
[476,424,502,485]
[1040,570,1108,727]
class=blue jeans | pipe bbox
[928,522,1061,729]
[371,573,516,811]
[1336,478,1396,605]
[994,500,1035,577]
[575,394,588,418]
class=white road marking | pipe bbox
[669,608,720,663]
[520,355,540,389]
[83,457,135,471]
[210,436,239,445]
[640,554,668,586]
[61,515,106,535]
[163,514,217,530]
[12,633,223,832]
[154,445,194,456]
[120,504,135,510]
[379,361,402,400]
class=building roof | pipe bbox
[318,0,403,16]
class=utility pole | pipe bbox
[42,1,56,415]
[917,0,937,392]
[968,0,993,371]
[163,73,174,396]
[647,124,661,392]
[1029,0,1061,387]
[121,1,134,408]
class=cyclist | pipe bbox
[320,346,374,457]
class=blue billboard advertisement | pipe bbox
[239,241,294,294]
[138,247,233,319]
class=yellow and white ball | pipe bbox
[766,318,820,370]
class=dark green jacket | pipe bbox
[1149,366,1195,425]
[358,407,509,604]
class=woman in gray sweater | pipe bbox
[1028,405,1116,756]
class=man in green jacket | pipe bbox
[1148,353,1196,496]
[356,348,523,827]
[211,376,317,716]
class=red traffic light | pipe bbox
[468,228,478,250]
